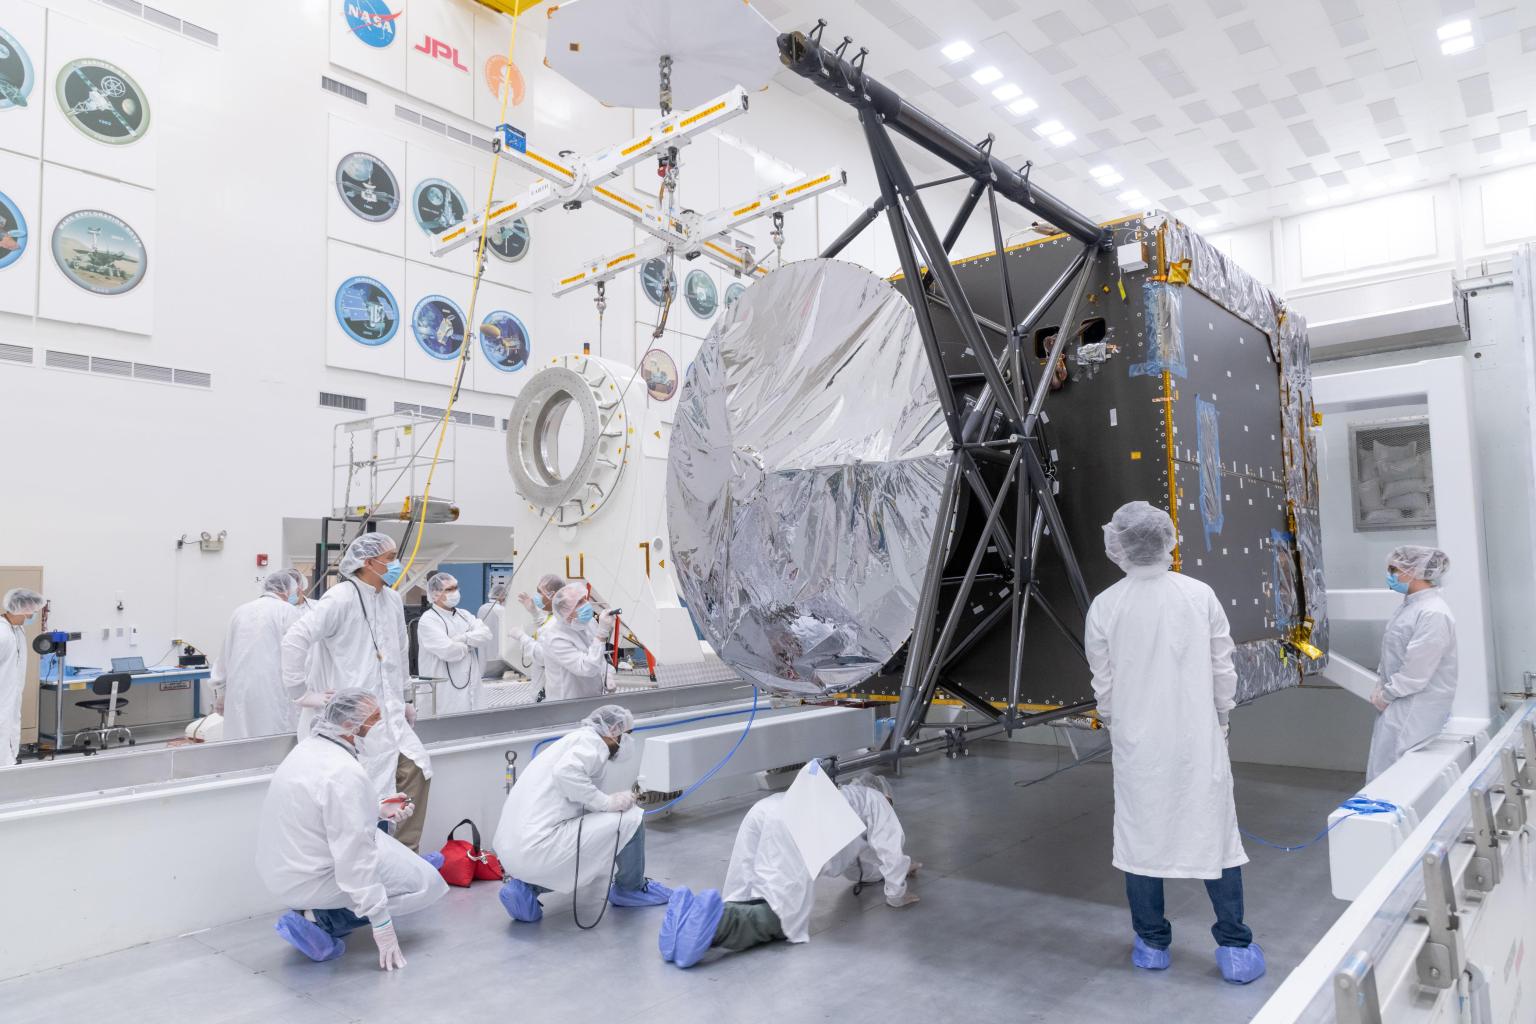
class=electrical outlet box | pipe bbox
[129,626,139,647]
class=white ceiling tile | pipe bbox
[1289,120,1331,156]
[1215,140,1258,173]
[1182,99,1218,122]
[1131,113,1162,132]
[934,80,979,106]
[1375,118,1408,138]
[1035,10,1083,45]
[1288,68,1325,93]
[1458,73,1494,117]
[1029,45,1076,75]
[1148,158,1193,188]
[1386,138,1416,158]
[1385,60,1422,87]
[1242,173,1270,192]
[1336,151,1364,168]
[1497,110,1528,132]
[1472,133,1502,154]
[1090,0,1138,20]
[1232,83,1268,108]
[1346,49,1384,77]
[1367,97,1401,123]
[1288,162,1318,180]
[1272,95,1307,118]
[1142,4,1185,38]
[1320,170,1348,186]
[889,17,940,49]
[1522,27,1536,53]
[1222,110,1256,132]
[1330,17,1370,47]
[1319,0,1362,23]
[1225,20,1268,53]
[1440,124,1472,145]
[1327,79,1365,102]
[973,0,1020,19]
[1062,76,1122,118]
[1482,7,1519,40]
[1204,0,1244,17]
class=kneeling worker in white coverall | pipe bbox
[494,704,673,922]
[1085,500,1263,984]
[659,772,919,968]
[255,690,448,969]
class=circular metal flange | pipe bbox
[505,355,629,526]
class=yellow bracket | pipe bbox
[1286,618,1324,660]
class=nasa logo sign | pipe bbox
[345,0,400,49]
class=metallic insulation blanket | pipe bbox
[666,259,953,696]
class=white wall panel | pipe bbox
[0,0,47,158]
[326,114,407,255]
[325,238,405,379]
[0,148,40,315]
[43,10,158,188]
[37,162,153,333]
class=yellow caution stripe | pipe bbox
[732,200,762,217]
[620,135,653,157]
[594,186,643,213]
[785,173,832,196]
[679,101,727,128]
[526,150,573,178]
[559,271,587,285]
[441,227,468,243]
[605,252,637,269]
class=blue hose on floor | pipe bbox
[643,686,760,816]
[1240,797,1401,853]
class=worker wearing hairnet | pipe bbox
[493,704,672,922]
[1,588,46,765]
[476,580,510,679]
[281,532,433,851]
[509,574,566,699]
[659,772,918,969]
[256,690,447,970]
[1084,501,1263,984]
[510,582,615,702]
[1366,546,1458,780]
[416,572,492,717]
[211,571,308,741]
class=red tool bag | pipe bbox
[437,819,503,887]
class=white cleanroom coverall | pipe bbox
[493,728,642,892]
[1366,589,1458,780]
[1085,563,1247,879]
[256,735,447,920]
[537,618,613,702]
[213,594,305,740]
[416,605,492,716]
[1,622,26,765]
[476,601,505,675]
[721,785,911,943]
[281,579,430,798]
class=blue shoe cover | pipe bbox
[673,888,724,969]
[1216,943,1266,984]
[275,911,345,963]
[610,879,674,907]
[1132,936,1170,970]
[658,887,694,961]
[422,851,445,870]
[499,878,544,923]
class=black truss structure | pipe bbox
[779,25,1113,772]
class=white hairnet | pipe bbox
[338,532,396,576]
[583,704,634,739]
[553,582,590,620]
[427,572,457,597]
[538,573,565,598]
[842,770,893,802]
[488,581,508,602]
[1389,545,1450,584]
[1103,501,1176,569]
[312,688,379,741]
[262,571,302,600]
[3,588,45,616]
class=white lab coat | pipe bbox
[1,623,26,766]
[281,578,430,799]
[511,607,555,689]
[538,618,613,702]
[416,604,492,716]
[1367,588,1458,780]
[1085,562,1247,879]
[475,601,505,675]
[255,735,447,920]
[722,786,911,943]
[212,594,304,741]
[492,728,642,892]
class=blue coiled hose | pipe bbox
[1240,796,1401,852]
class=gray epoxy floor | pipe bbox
[2,742,1359,1024]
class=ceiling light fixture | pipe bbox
[1049,131,1076,147]
[941,41,974,61]
[1033,119,1063,136]
[992,83,1022,101]
[1006,97,1039,116]
[971,65,1002,85]
[1436,19,1472,41]
[1438,19,1475,55]
[1118,189,1146,207]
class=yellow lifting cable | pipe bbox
[395,9,527,589]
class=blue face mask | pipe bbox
[380,560,403,586]
[575,604,595,624]
[533,593,546,610]
[25,614,36,626]
[287,593,301,606]
[1386,570,1410,594]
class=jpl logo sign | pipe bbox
[415,35,468,72]
[345,0,400,48]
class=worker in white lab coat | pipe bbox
[1084,501,1262,984]
[1367,546,1458,780]
[494,704,672,923]
[212,570,308,740]
[256,690,447,970]
[659,773,918,969]
[509,573,566,698]
[281,532,432,852]
[476,581,509,678]
[415,571,492,717]
[1,588,45,766]
[510,582,614,703]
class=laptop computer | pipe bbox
[111,655,148,675]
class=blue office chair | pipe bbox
[74,672,135,753]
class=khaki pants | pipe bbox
[713,899,786,952]
[394,755,431,852]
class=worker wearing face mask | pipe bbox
[211,571,309,741]
[415,572,492,717]
[1085,501,1262,985]
[1366,546,1458,781]
[511,582,615,703]
[281,532,433,852]
[510,574,565,699]
[1,588,46,766]
[256,690,447,970]
[494,704,672,922]
[476,581,510,679]
[660,772,919,969]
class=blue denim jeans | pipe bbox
[311,906,370,939]
[1124,867,1252,949]
[613,822,647,892]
